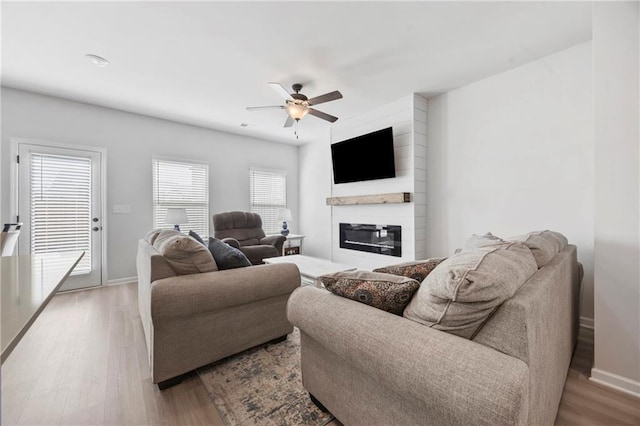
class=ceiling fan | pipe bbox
[246,82,343,128]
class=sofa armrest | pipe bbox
[221,237,240,249]
[287,287,529,425]
[151,263,300,321]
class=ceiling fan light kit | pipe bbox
[285,102,309,120]
[246,82,343,137]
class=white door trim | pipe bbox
[10,137,108,286]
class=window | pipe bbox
[250,168,286,234]
[153,158,209,237]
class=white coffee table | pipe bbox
[264,255,356,288]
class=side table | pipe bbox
[283,234,305,256]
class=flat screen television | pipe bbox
[331,127,395,184]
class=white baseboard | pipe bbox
[580,316,594,330]
[106,276,137,286]
[590,368,640,398]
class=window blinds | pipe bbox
[153,159,209,237]
[30,153,92,275]
[249,168,286,234]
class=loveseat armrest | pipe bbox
[151,263,300,321]
[221,237,240,249]
[287,286,529,426]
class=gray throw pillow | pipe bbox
[189,230,206,246]
[207,237,251,270]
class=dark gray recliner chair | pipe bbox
[212,211,286,265]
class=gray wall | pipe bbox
[1,87,299,281]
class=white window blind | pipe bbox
[30,153,92,275]
[250,168,286,234]
[153,159,209,237]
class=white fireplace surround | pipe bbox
[330,94,427,270]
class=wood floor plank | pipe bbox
[1,283,638,425]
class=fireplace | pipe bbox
[339,223,402,257]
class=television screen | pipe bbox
[331,127,395,184]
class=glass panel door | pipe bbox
[18,143,102,290]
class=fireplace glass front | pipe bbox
[339,223,401,257]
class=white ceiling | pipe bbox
[1,1,592,145]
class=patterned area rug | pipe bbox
[197,328,334,426]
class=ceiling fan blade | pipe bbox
[307,90,343,106]
[308,108,339,123]
[268,82,294,101]
[246,105,285,111]
[284,115,294,128]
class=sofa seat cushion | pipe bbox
[320,270,420,315]
[207,237,251,270]
[373,258,446,283]
[404,241,538,338]
[158,235,218,275]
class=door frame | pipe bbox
[10,137,108,287]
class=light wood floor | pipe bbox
[2,283,638,425]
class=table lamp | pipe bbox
[277,208,292,236]
[166,208,188,231]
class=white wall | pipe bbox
[426,42,594,320]
[591,1,640,396]
[298,128,332,259]
[1,87,299,282]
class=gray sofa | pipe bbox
[288,243,582,425]
[136,236,300,388]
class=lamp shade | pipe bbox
[286,103,309,120]
[277,208,293,221]
[166,208,188,224]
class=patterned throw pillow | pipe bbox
[320,270,420,316]
[373,258,446,283]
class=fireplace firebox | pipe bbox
[339,223,401,257]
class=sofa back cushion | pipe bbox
[153,229,181,249]
[157,235,218,275]
[508,233,555,268]
[145,229,162,245]
[403,242,538,338]
[213,211,266,246]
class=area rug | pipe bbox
[197,328,334,426]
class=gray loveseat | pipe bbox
[136,232,300,388]
[288,236,582,425]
